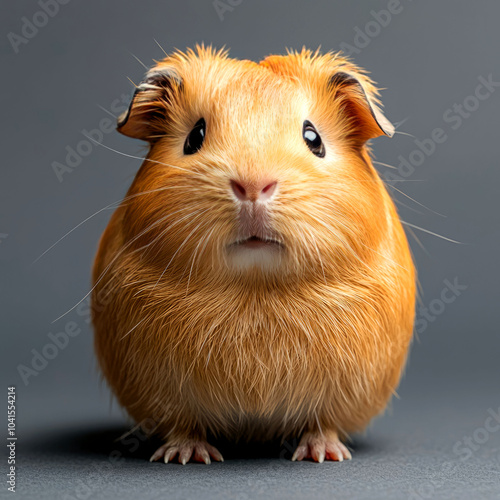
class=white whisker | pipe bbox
[373,161,397,170]
[123,214,210,339]
[405,227,430,256]
[154,38,168,57]
[51,206,202,323]
[393,116,411,130]
[388,184,446,217]
[97,104,118,119]
[82,134,192,175]
[119,317,148,341]
[32,185,192,264]
[130,52,149,70]
[184,223,216,294]
[392,130,415,138]
[392,198,426,216]
[401,221,463,244]
[147,209,211,297]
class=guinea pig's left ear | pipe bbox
[328,71,394,141]
[117,68,182,141]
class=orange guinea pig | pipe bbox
[92,46,415,465]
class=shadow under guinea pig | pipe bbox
[21,424,379,462]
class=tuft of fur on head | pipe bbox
[92,45,415,444]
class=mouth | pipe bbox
[230,235,284,250]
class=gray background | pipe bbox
[1,0,500,499]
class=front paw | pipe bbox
[291,430,352,463]
[150,438,224,465]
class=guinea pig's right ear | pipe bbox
[117,68,182,141]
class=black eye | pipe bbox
[183,118,205,155]
[303,120,325,158]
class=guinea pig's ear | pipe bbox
[117,68,182,141]
[328,71,394,141]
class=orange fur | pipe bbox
[92,46,415,460]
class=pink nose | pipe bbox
[230,179,278,202]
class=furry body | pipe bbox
[92,47,415,463]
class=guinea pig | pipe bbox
[92,45,415,464]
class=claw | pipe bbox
[164,448,177,464]
[179,446,193,465]
[291,444,307,462]
[194,447,211,465]
[150,439,224,465]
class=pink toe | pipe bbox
[178,446,193,465]
[206,444,224,462]
[310,441,326,463]
[193,446,211,464]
